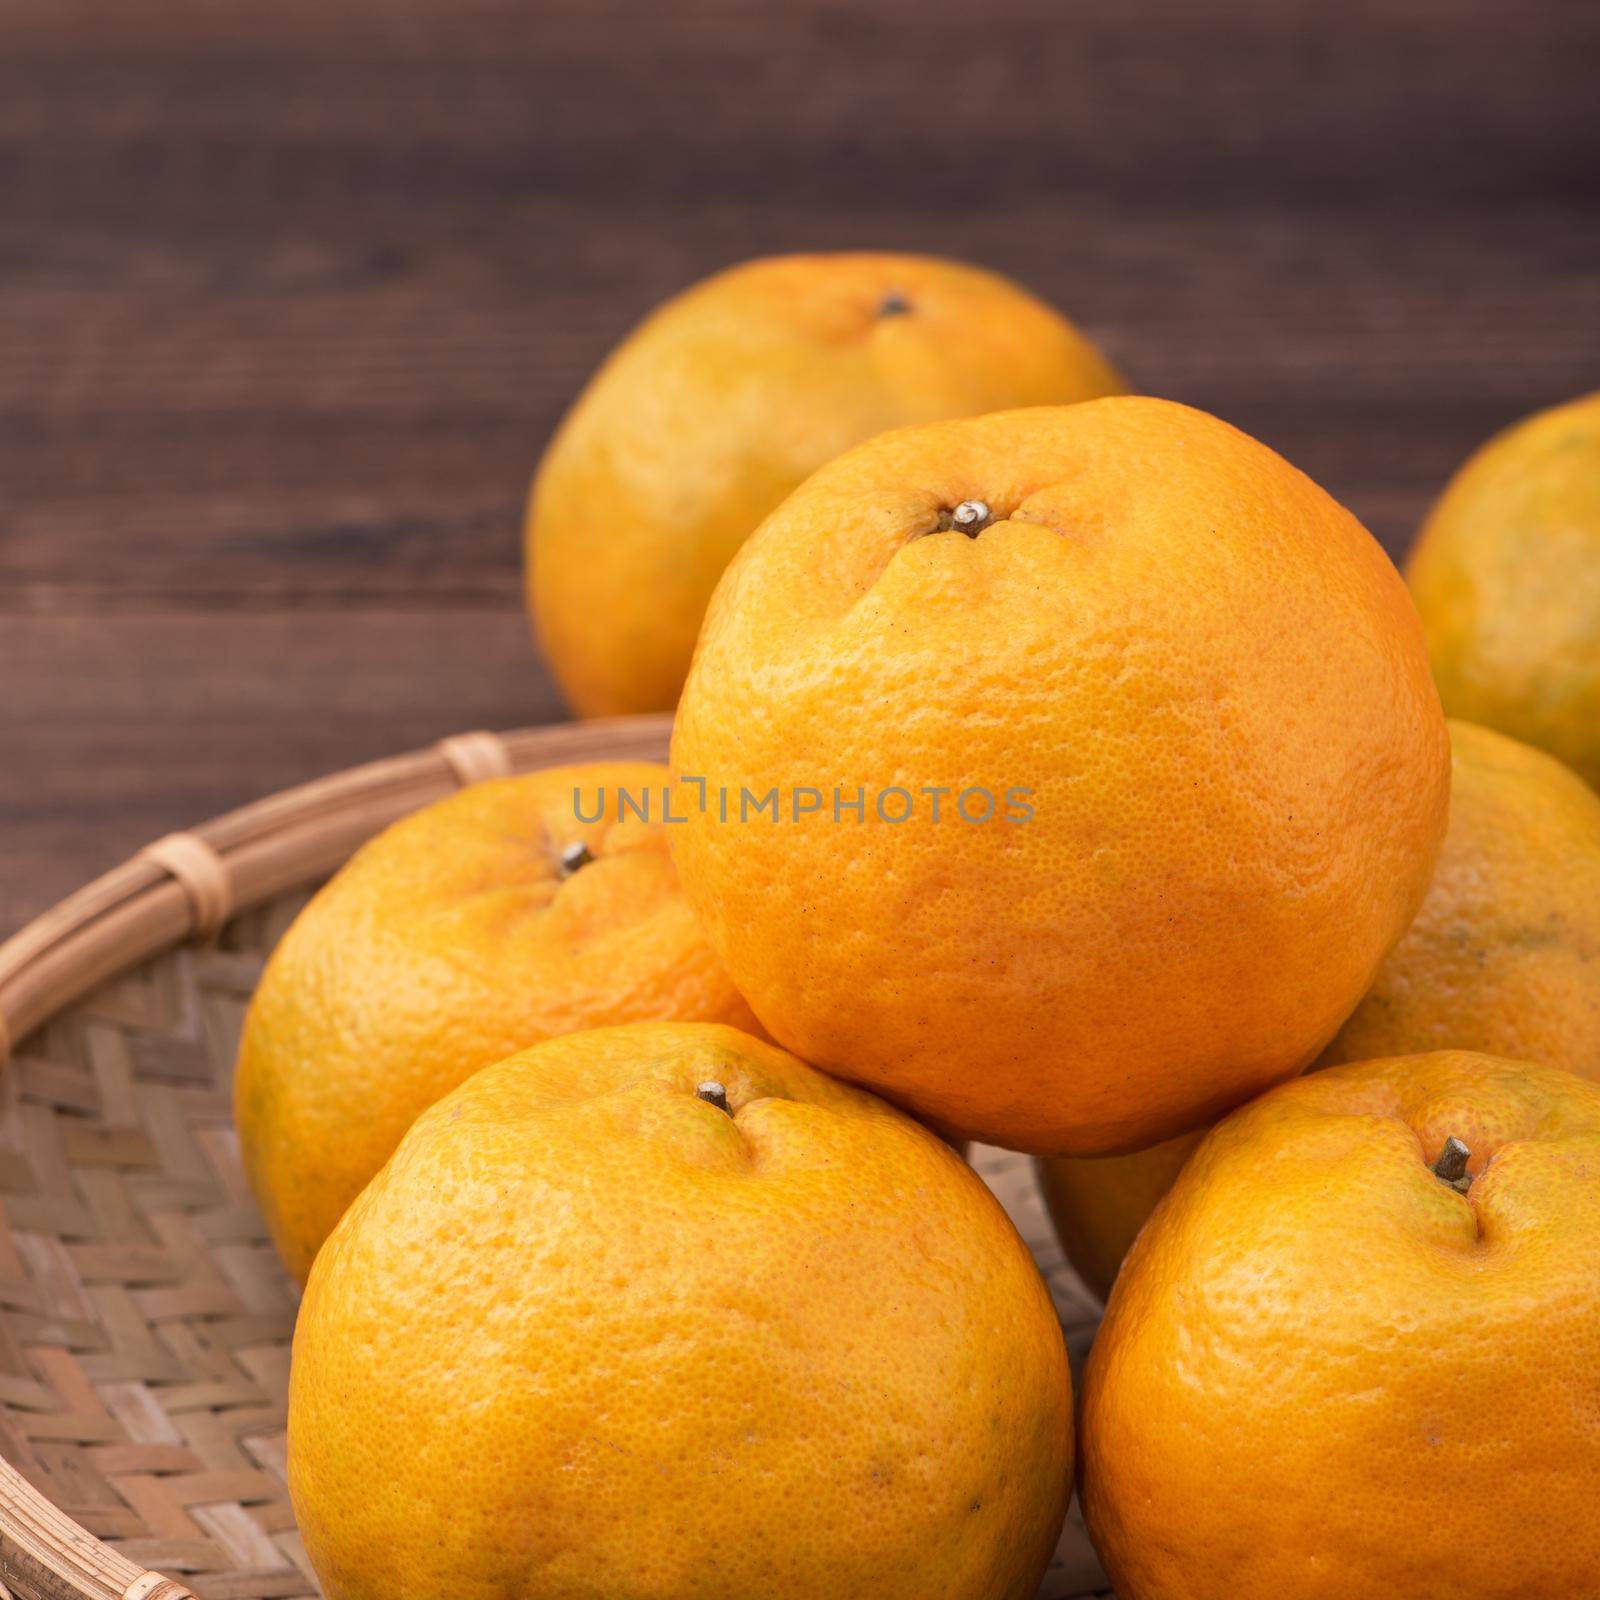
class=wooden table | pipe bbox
[4,0,1597,938]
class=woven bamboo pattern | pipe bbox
[0,722,1112,1599]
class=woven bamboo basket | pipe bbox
[0,716,1110,1600]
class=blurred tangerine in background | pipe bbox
[525,253,1126,718]
[1409,391,1600,789]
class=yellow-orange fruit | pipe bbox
[1409,389,1600,788]
[1322,720,1600,1070]
[1081,1051,1600,1600]
[672,397,1449,1153]
[1040,718,1600,1294]
[235,763,759,1282]
[1034,1135,1197,1302]
[290,1023,1073,1600]
[527,252,1126,717]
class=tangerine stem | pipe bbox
[935,499,993,537]
[1432,1136,1471,1186]
[696,1081,731,1115]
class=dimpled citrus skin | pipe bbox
[527,252,1126,718]
[1408,390,1600,788]
[1080,1051,1600,1600]
[1040,717,1600,1294]
[288,1023,1073,1600]
[235,763,760,1283]
[672,397,1450,1153]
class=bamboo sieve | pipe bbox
[0,718,1108,1600]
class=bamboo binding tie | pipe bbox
[140,832,235,942]
[121,1574,196,1600]
[122,1575,197,1600]
[438,730,514,787]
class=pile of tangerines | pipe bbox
[237,256,1600,1600]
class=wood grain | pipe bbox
[2,0,1597,934]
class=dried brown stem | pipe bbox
[1432,1136,1472,1190]
[696,1080,731,1115]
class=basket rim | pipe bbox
[0,713,672,1600]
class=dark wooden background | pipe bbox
[3,0,1597,937]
